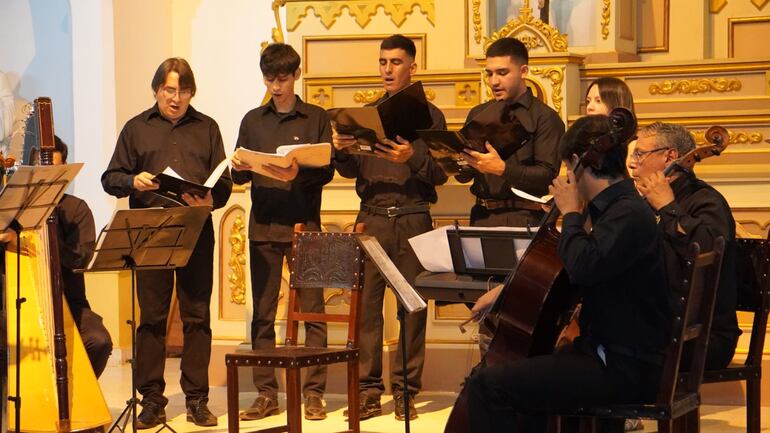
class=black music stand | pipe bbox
[86,206,211,433]
[0,163,82,433]
[357,235,426,433]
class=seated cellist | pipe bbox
[468,114,671,433]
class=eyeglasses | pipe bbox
[161,86,192,98]
[630,147,670,162]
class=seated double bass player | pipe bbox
[465,111,672,433]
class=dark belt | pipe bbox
[360,203,430,218]
[475,197,543,212]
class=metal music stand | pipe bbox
[85,206,211,433]
[357,235,426,433]
[0,163,82,433]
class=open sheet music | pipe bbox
[358,235,427,314]
[152,157,229,205]
[235,143,331,180]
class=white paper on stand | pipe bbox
[408,225,535,273]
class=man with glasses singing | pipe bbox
[102,57,232,428]
[628,122,740,370]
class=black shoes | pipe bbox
[304,394,327,420]
[393,391,418,421]
[240,394,280,420]
[343,393,382,420]
[186,398,218,427]
[136,400,166,430]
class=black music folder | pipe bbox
[328,81,433,155]
[418,100,533,175]
[151,158,229,206]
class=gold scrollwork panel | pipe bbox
[485,4,568,53]
[691,129,764,146]
[286,0,435,31]
[648,78,743,95]
[601,0,611,40]
[219,205,248,321]
[529,66,565,116]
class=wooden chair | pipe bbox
[225,224,365,433]
[550,238,726,433]
[697,234,770,433]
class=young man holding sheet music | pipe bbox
[230,43,334,422]
[332,34,447,421]
[458,37,564,229]
[101,57,232,428]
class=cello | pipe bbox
[444,108,638,433]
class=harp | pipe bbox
[5,97,111,432]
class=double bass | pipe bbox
[444,108,638,433]
[5,97,110,432]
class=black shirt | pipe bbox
[333,95,447,206]
[457,88,564,199]
[101,104,232,210]
[232,97,334,242]
[559,179,671,363]
[657,173,741,344]
[56,193,96,316]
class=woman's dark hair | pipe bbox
[559,115,630,179]
[586,77,635,114]
[151,57,196,96]
[260,43,301,77]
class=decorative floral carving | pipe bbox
[228,215,247,305]
[260,0,287,51]
[309,86,334,108]
[601,0,611,40]
[472,0,482,44]
[649,78,743,95]
[485,3,568,52]
[353,87,435,104]
[517,34,543,49]
[691,129,764,146]
[286,1,435,30]
[529,66,565,116]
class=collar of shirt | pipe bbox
[505,88,536,132]
[263,95,309,119]
[670,171,698,200]
[588,178,637,222]
[145,103,203,126]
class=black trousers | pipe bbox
[466,340,661,433]
[71,307,113,378]
[356,211,431,398]
[135,217,214,406]
[249,241,327,398]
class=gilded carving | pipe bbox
[517,34,543,50]
[709,0,728,13]
[260,0,287,51]
[456,82,481,106]
[648,78,743,95]
[529,66,565,116]
[601,0,611,40]
[472,0,482,44]
[286,1,435,31]
[309,85,334,108]
[228,215,247,305]
[354,89,386,104]
[324,288,351,306]
[752,0,769,9]
[353,87,435,104]
[485,2,568,52]
[691,129,764,146]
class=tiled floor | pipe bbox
[98,358,769,432]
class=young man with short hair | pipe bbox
[332,34,447,421]
[231,43,334,421]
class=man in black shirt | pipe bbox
[629,122,740,369]
[230,43,333,422]
[52,137,113,377]
[468,114,671,433]
[332,34,447,421]
[458,37,564,229]
[102,58,232,428]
